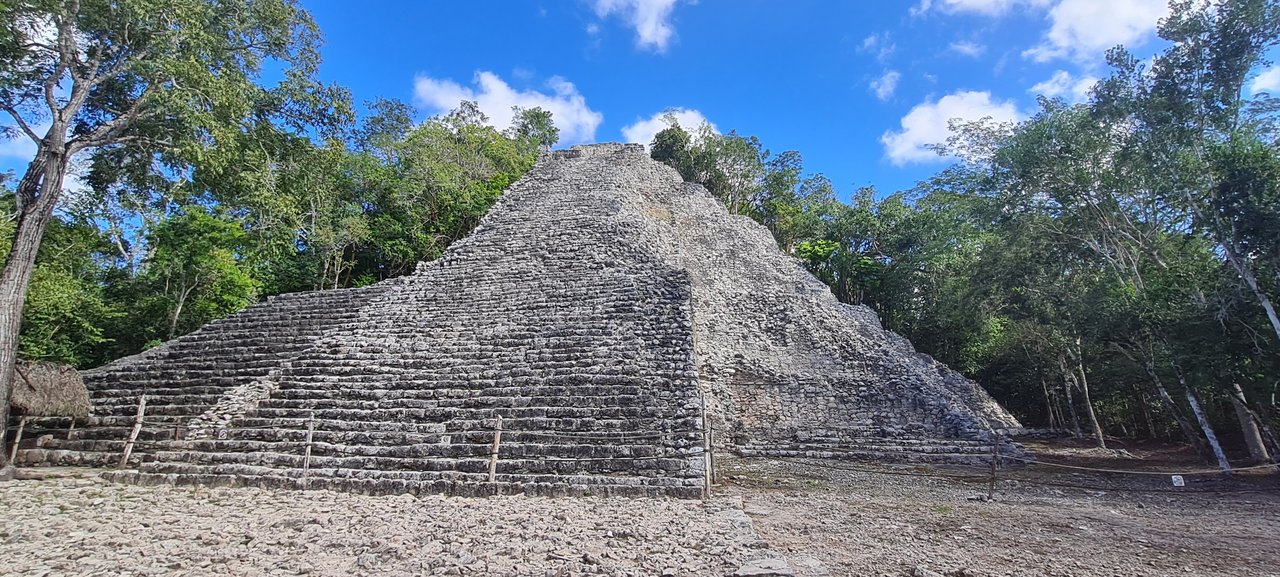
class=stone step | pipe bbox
[269,384,652,400]
[244,405,682,422]
[735,444,1009,464]
[90,385,235,398]
[157,438,689,460]
[220,426,703,447]
[231,415,703,435]
[144,449,698,477]
[254,394,665,411]
[102,469,704,498]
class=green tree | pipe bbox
[0,0,337,471]
[508,106,559,152]
[141,206,255,341]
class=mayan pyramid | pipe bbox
[19,143,1021,497]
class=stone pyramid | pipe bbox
[19,143,1021,497]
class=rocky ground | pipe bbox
[719,456,1279,577]
[2,444,1278,577]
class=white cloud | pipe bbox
[871,70,902,101]
[1030,69,1098,102]
[621,108,716,148]
[593,0,680,53]
[860,32,896,63]
[1024,0,1168,63]
[1251,66,1280,95]
[413,71,604,144]
[949,41,986,57]
[881,90,1024,165]
[915,0,1049,16]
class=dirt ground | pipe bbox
[2,439,1277,577]
[718,438,1280,577]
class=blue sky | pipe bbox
[298,0,1191,195]
[5,0,1280,199]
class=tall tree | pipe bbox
[0,0,338,473]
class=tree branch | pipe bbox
[66,86,156,153]
[2,105,42,143]
[44,4,82,118]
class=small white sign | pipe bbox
[1171,475,1185,487]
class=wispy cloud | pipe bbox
[860,32,896,63]
[593,0,681,53]
[949,41,986,58]
[870,70,902,101]
[1030,69,1098,102]
[913,0,1050,17]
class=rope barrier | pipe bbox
[763,457,1278,495]
[994,474,1279,495]
[775,457,990,481]
[1001,454,1280,476]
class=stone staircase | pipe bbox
[15,285,390,467]
[25,144,711,498]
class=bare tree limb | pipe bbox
[1,106,42,143]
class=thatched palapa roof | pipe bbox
[10,360,90,419]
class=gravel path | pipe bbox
[4,460,1277,577]
[720,457,1280,577]
[1,470,766,577]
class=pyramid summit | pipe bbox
[20,143,1021,497]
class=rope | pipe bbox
[763,457,1278,495]
[1001,454,1280,476]
[996,474,1278,494]
[774,456,989,481]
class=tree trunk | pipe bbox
[1138,390,1157,439]
[1059,354,1083,438]
[1041,377,1058,430]
[1176,367,1231,473]
[1229,383,1276,464]
[1131,348,1208,458]
[1220,233,1280,347]
[0,152,67,469]
[1230,383,1271,465]
[1071,341,1106,449]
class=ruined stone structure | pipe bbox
[17,144,1021,497]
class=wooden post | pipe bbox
[703,416,714,498]
[302,412,315,476]
[987,433,999,501]
[8,416,27,462]
[118,395,147,468]
[488,416,503,483]
[66,418,76,440]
